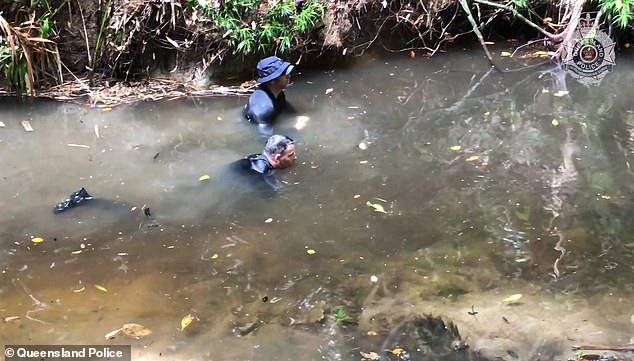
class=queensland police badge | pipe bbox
[561,14,616,86]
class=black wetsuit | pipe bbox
[243,85,290,137]
[231,153,283,193]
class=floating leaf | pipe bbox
[392,348,404,356]
[360,351,381,360]
[104,328,121,339]
[465,156,480,162]
[210,253,218,260]
[31,237,44,243]
[73,286,85,293]
[359,160,368,164]
[553,90,569,97]
[20,120,34,132]
[484,41,495,45]
[3,316,21,323]
[181,314,196,331]
[366,330,378,336]
[265,218,273,223]
[500,51,512,57]
[370,275,378,283]
[94,284,108,293]
[102,107,112,112]
[353,194,361,199]
[450,145,461,151]
[366,201,387,214]
[325,88,334,95]
[503,294,522,303]
[551,119,559,126]
[541,88,550,94]
[72,250,82,255]
[199,175,210,182]
[120,323,152,338]
[307,249,316,255]
[533,50,550,57]
[295,115,310,130]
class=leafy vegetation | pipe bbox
[0,0,64,94]
[192,0,324,54]
[595,0,634,28]
[333,308,352,324]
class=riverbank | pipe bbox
[1,0,633,97]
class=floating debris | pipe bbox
[20,119,34,132]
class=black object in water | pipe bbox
[53,188,93,214]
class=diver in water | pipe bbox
[243,56,297,137]
[232,134,297,192]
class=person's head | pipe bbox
[263,135,296,169]
[256,56,294,91]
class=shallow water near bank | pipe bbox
[1,49,634,361]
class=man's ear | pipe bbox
[272,154,282,165]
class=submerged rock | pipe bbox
[377,315,489,361]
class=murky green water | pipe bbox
[1,51,634,361]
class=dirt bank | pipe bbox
[2,0,630,98]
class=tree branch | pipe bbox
[458,0,502,71]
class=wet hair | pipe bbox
[263,135,294,157]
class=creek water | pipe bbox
[1,50,634,361]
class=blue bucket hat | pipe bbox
[256,56,294,84]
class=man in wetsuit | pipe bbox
[233,134,297,192]
[244,56,295,137]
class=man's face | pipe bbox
[274,143,296,169]
[274,74,290,89]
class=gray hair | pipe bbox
[263,134,294,157]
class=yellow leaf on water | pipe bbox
[465,156,480,162]
[553,90,569,97]
[500,51,512,57]
[484,41,495,45]
[392,348,403,356]
[366,201,387,214]
[533,51,549,57]
[181,314,196,331]
[359,160,368,164]
[73,286,85,293]
[353,194,361,199]
[95,285,108,293]
[102,107,112,112]
[210,253,218,260]
[503,294,522,303]
[450,145,461,151]
[552,119,559,126]
[32,237,44,243]
[307,249,316,255]
[199,175,210,182]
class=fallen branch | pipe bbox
[457,0,501,71]
[573,345,634,352]
[473,0,559,41]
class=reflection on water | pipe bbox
[1,52,634,360]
